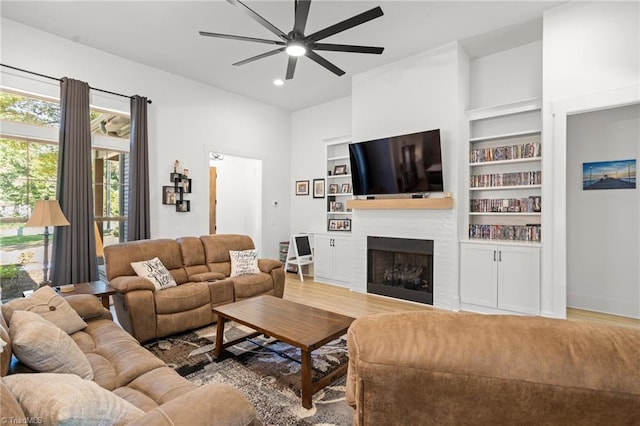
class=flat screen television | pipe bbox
[349,129,443,196]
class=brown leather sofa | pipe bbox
[0,294,260,425]
[346,310,640,425]
[104,234,284,343]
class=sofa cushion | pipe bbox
[230,249,261,277]
[9,310,93,379]
[114,366,197,410]
[0,380,26,423]
[104,238,188,284]
[154,282,211,314]
[2,285,87,334]
[131,257,177,290]
[201,234,255,273]
[3,373,144,425]
[0,313,11,377]
[232,272,274,299]
[70,319,165,390]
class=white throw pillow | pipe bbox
[9,310,93,379]
[3,373,144,425]
[130,257,177,290]
[229,249,261,277]
[2,285,87,334]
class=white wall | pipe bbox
[469,40,542,109]
[542,2,640,317]
[289,96,351,234]
[1,18,291,258]
[566,104,639,318]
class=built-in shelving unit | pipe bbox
[460,98,543,316]
[325,139,353,232]
[465,98,542,244]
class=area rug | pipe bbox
[143,323,354,425]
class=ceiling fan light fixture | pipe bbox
[285,41,306,57]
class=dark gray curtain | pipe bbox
[51,77,98,285]
[127,95,150,241]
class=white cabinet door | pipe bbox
[460,243,498,308]
[313,234,334,280]
[497,245,541,314]
[332,235,353,284]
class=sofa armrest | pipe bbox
[258,259,285,298]
[109,275,156,293]
[258,258,282,273]
[64,294,113,322]
[128,383,262,426]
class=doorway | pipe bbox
[209,153,263,254]
[566,104,639,318]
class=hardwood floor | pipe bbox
[283,273,640,328]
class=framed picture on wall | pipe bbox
[341,183,350,193]
[313,178,325,198]
[582,159,636,190]
[296,180,310,196]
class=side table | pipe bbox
[57,281,116,309]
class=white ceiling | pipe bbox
[1,1,563,111]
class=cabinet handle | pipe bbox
[493,250,497,261]
[498,251,502,262]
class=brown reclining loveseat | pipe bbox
[104,234,284,343]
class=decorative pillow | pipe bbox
[3,373,144,425]
[9,310,93,380]
[230,249,261,277]
[130,257,177,290]
[2,285,87,334]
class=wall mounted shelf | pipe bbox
[347,197,454,210]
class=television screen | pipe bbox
[349,129,443,196]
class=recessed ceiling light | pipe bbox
[273,79,284,86]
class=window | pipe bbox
[0,89,130,300]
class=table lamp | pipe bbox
[24,197,70,287]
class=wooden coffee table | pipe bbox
[213,295,354,409]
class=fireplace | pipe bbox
[367,236,433,305]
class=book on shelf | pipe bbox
[470,142,541,163]
[468,224,541,242]
[470,196,542,213]
[470,171,541,188]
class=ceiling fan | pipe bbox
[199,0,384,80]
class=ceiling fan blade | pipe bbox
[306,50,345,77]
[227,0,288,41]
[311,43,384,54]
[199,31,285,46]
[293,0,312,35]
[285,56,298,80]
[306,6,383,42]
[233,47,286,66]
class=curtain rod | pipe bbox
[0,63,152,104]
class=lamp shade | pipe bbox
[25,199,70,228]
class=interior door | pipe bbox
[209,167,217,234]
